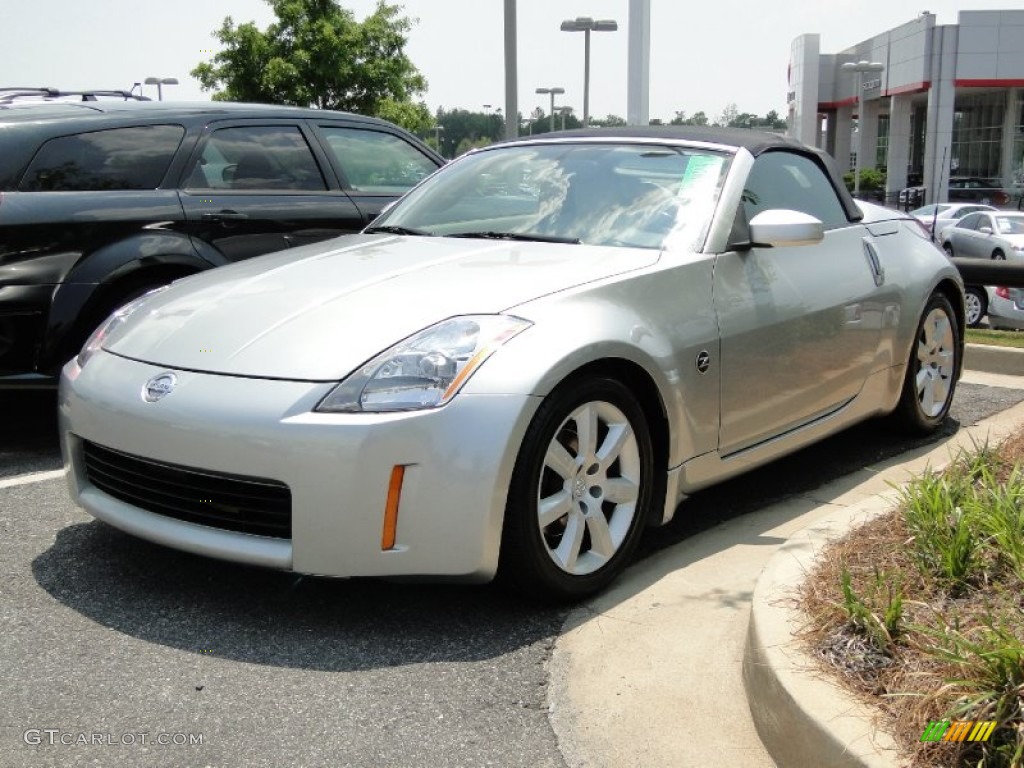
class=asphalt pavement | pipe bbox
[2,366,1023,767]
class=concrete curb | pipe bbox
[743,396,1024,768]
[965,343,1024,377]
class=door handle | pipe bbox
[862,238,885,287]
[201,210,249,222]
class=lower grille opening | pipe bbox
[82,441,292,539]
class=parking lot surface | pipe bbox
[2,380,1023,767]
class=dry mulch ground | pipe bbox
[800,431,1024,768]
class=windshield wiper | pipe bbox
[444,231,581,244]
[364,225,434,237]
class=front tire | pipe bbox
[892,292,960,434]
[964,286,987,328]
[497,377,654,602]
[992,249,1006,261]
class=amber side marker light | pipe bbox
[382,465,406,550]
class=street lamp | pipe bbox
[144,76,178,101]
[840,60,884,199]
[535,86,565,133]
[560,16,617,127]
[432,124,445,156]
[557,105,574,131]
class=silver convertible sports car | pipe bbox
[60,127,965,601]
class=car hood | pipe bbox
[104,234,658,380]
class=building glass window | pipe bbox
[951,91,1005,180]
[876,113,889,170]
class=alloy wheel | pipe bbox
[914,306,956,418]
[964,290,984,327]
[536,400,640,576]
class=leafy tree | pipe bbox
[718,103,739,127]
[764,110,787,129]
[191,0,431,131]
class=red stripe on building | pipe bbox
[955,78,1024,87]
[817,97,858,110]
[886,81,930,96]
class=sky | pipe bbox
[5,0,1024,125]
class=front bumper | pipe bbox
[60,351,540,581]
[0,284,53,384]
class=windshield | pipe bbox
[994,216,1024,235]
[371,142,732,251]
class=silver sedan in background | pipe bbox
[59,128,965,601]
[987,286,1024,331]
[941,211,1024,261]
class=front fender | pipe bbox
[465,262,721,468]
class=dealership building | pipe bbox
[788,10,1024,203]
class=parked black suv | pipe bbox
[0,98,443,387]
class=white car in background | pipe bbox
[910,202,996,238]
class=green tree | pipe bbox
[718,103,739,127]
[191,0,430,131]
[764,109,787,129]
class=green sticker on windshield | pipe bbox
[679,154,723,194]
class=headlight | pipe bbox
[316,315,531,413]
[76,286,168,368]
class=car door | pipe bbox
[974,213,1002,258]
[178,121,364,263]
[311,123,441,222]
[713,150,885,455]
[947,212,983,257]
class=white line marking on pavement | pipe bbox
[0,469,65,490]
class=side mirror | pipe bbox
[979,226,993,235]
[748,209,825,248]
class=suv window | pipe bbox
[741,151,848,230]
[184,126,326,191]
[20,125,185,191]
[319,127,437,193]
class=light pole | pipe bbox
[560,16,617,126]
[557,106,573,131]
[144,76,178,101]
[433,124,445,156]
[535,87,565,134]
[841,60,884,199]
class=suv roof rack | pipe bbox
[0,87,152,104]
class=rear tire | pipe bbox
[992,249,1005,261]
[942,242,953,257]
[497,377,654,602]
[892,292,960,434]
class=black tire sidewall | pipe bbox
[498,376,654,602]
[896,292,960,433]
[964,286,987,328]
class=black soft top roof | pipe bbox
[499,125,862,222]
[534,125,806,154]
